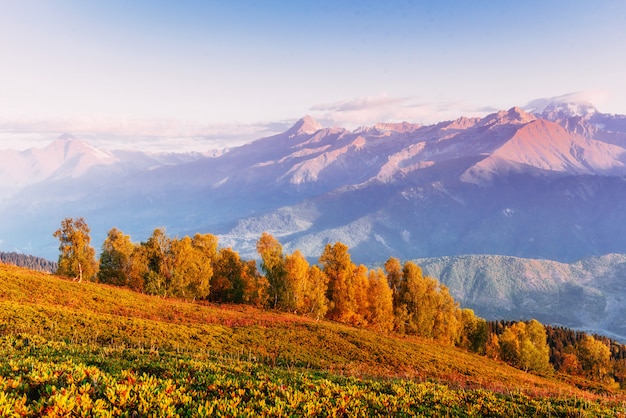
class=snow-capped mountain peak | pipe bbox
[542,100,598,118]
[525,94,598,119]
[287,115,323,137]
[44,134,116,164]
[528,97,600,138]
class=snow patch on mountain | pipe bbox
[525,92,600,117]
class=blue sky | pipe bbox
[1,0,625,151]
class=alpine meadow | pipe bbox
[4,1,626,416]
[1,215,626,415]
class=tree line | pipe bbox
[0,251,57,273]
[53,217,626,387]
[488,321,626,386]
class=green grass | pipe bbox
[1,263,625,416]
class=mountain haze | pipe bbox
[415,253,626,342]
[4,97,626,338]
[2,99,626,264]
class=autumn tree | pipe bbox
[239,259,269,306]
[191,233,219,264]
[499,320,552,374]
[126,244,149,291]
[141,228,173,295]
[613,359,626,389]
[485,333,501,360]
[577,335,612,382]
[396,261,436,336]
[366,268,394,333]
[53,217,98,282]
[283,250,309,312]
[169,236,212,300]
[352,264,370,326]
[433,284,461,345]
[394,261,461,344]
[458,308,488,354]
[210,247,267,305]
[301,265,328,319]
[319,242,358,323]
[209,247,241,303]
[257,233,286,308]
[384,256,403,306]
[559,352,582,375]
[98,228,135,286]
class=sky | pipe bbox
[1,0,625,151]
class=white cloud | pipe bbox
[310,94,495,128]
[524,90,610,113]
[2,95,499,153]
[0,116,289,152]
[3,91,613,153]
[310,94,410,113]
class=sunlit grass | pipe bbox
[1,263,625,415]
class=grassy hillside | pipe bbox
[1,263,625,416]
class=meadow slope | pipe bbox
[1,263,625,416]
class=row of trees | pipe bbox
[489,321,626,386]
[486,320,552,374]
[53,217,625,385]
[53,218,482,346]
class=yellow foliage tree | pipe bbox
[458,308,488,354]
[284,250,310,312]
[191,233,219,264]
[433,284,461,345]
[353,264,370,326]
[302,265,329,319]
[53,217,98,282]
[98,227,135,286]
[256,232,286,308]
[384,256,403,306]
[577,335,612,382]
[394,261,461,345]
[366,268,394,333]
[397,261,436,337]
[319,242,357,323]
[499,320,552,374]
[169,236,212,300]
[142,228,173,296]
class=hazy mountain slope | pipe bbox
[415,253,626,341]
[2,101,626,266]
[0,135,116,196]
